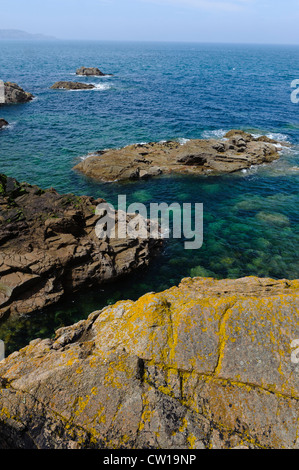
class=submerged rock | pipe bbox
[0,276,298,449]
[76,67,106,76]
[0,174,161,319]
[2,82,34,104]
[50,81,95,90]
[256,211,290,227]
[74,131,283,182]
[0,119,8,129]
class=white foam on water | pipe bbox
[92,83,112,91]
[251,132,290,143]
[177,138,190,145]
[283,146,298,155]
[5,121,17,131]
[266,132,290,142]
[68,83,112,92]
[79,149,107,161]
[251,133,261,139]
[202,129,291,145]
[201,129,227,139]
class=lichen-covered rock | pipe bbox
[2,82,34,104]
[0,276,298,449]
[50,81,95,90]
[74,131,285,182]
[0,174,161,319]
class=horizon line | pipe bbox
[0,38,299,46]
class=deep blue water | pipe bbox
[0,41,299,353]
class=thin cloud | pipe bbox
[140,0,255,12]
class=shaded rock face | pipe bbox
[76,67,105,76]
[74,131,283,182]
[0,119,8,129]
[50,81,95,90]
[0,276,298,449]
[0,174,161,319]
[2,82,34,104]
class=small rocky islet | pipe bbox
[74,130,286,182]
[76,66,113,76]
[0,82,34,104]
[50,81,96,90]
[51,66,113,90]
[0,119,8,129]
[0,68,111,103]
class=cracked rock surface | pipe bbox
[0,276,298,449]
[0,174,161,319]
[74,130,285,182]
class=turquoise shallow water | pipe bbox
[0,41,298,353]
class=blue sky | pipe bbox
[0,0,298,44]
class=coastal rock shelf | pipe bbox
[0,174,161,319]
[1,82,34,104]
[0,276,298,449]
[50,81,96,90]
[74,130,284,182]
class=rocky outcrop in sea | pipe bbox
[76,67,106,76]
[0,175,161,319]
[51,81,96,90]
[74,130,284,182]
[0,119,8,129]
[0,276,298,449]
[1,82,34,104]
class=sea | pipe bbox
[0,40,298,353]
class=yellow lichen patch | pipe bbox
[96,406,106,425]
[138,393,154,431]
[103,365,123,389]
[0,406,11,419]
[74,395,90,416]
[187,433,197,449]
[179,417,188,433]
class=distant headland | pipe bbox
[0,29,57,40]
